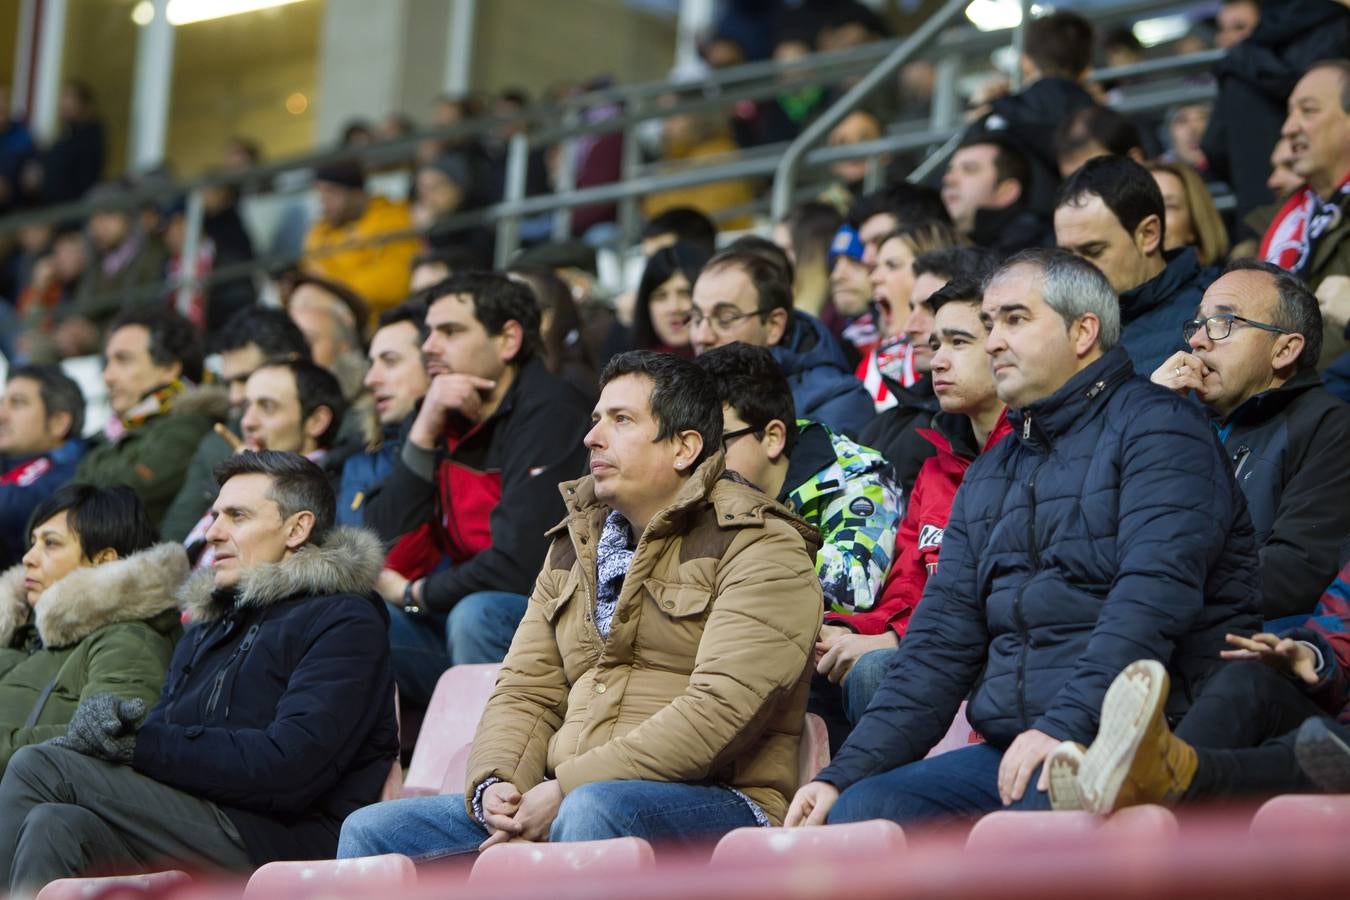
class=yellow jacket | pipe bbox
[466,454,823,825]
[303,196,419,317]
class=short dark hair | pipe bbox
[376,300,427,338]
[254,359,348,450]
[411,245,481,275]
[632,242,712,351]
[912,247,1001,286]
[216,307,312,360]
[107,306,204,384]
[422,271,542,365]
[694,342,799,457]
[1221,259,1323,369]
[8,365,85,441]
[1053,106,1143,169]
[1025,11,1094,80]
[701,242,795,316]
[214,450,336,544]
[960,135,1032,193]
[847,183,950,231]
[926,277,986,316]
[27,484,156,560]
[641,207,718,257]
[1057,155,1167,248]
[599,351,723,470]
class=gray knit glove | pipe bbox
[48,693,146,764]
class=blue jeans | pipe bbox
[338,781,760,861]
[809,647,900,754]
[385,591,529,708]
[829,743,1052,826]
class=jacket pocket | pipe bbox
[645,581,713,619]
[542,573,581,624]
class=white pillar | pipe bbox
[317,0,408,144]
[672,0,714,81]
[128,0,174,172]
[443,0,476,96]
[30,0,67,143]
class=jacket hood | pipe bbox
[179,526,384,622]
[171,384,231,422]
[780,421,889,505]
[1224,367,1325,427]
[0,543,188,649]
[1119,247,1205,324]
[556,451,822,554]
[1007,346,1135,448]
[772,310,852,378]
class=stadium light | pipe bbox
[1131,14,1191,48]
[964,0,1046,33]
[161,0,312,27]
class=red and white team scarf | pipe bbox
[0,456,52,487]
[855,336,915,413]
[1261,173,1350,279]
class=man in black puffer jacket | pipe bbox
[785,249,1260,829]
[0,451,398,892]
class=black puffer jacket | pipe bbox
[817,348,1261,791]
[1219,369,1350,623]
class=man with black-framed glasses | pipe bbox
[690,240,876,438]
[1153,259,1350,623]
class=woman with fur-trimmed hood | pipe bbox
[0,484,184,772]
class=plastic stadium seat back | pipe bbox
[469,837,655,885]
[403,663,501,794]
[965,811,1101,852]
[926,701,981,759]
[437,742,475,794]
[710,819,907,866]
[798,713,831,784]
[243,854,417,897]
[1101,804,1179,841]
[37,870,191,900]
[1250,794,1350,838]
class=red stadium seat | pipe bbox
[798,713,831,783]
[438,742,475,793]
[469,837,655,885]
[403,663,501,796]
[243,853,417,897]
[710,819,907,866]
[965,811,1100,851]
[926,701,981,758]
[36,870,191,899]
[1250,794,1350,837]
[1101,804,1179,840]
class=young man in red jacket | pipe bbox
[819,276,1011,727]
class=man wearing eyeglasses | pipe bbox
[1152,259,1350,624]
[690,241,876,439]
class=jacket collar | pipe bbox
[0,543,188,649]
[1119,247,1201,324]
[1006,346,1134,449]
[777,422,837,504]
[920,407,1012,461]
[179,526,384,623]
[1223,367,1325,427]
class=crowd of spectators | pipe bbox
[0,0,1348,891]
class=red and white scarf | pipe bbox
[0,456,52,487]
[1261,173,1350,279]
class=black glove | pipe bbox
[48,693,146,764]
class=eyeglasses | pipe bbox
[1183,313,1291,343]
[721,424,764,452]
[689,305,772,333]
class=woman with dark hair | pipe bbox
[507,265,599,399]
[630,241,711,359]
[0,484,185,773]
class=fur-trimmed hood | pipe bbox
[171,384,231,422]
[0,543,189,649]
[179,526,384,623]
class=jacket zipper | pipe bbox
[204,623,260,719]
[1013,410,1048,731]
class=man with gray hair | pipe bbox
[1152,259,1350,622]
[786,248,1260,828]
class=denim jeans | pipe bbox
[338,781,761,861]
[808,647,901,754]
[386,591,530,708]
[829,743,1052,827]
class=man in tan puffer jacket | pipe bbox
[339,351,823,859]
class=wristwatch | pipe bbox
[401,578,423,616]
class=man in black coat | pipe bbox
[0,451,398,892]
[785,249,1260,829]
[1151,260,1350,623]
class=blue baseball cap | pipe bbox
[829,225,865,268]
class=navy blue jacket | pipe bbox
[1118,248,1216,378]
[0,439,84,568]
[131,527,398,865]
[336,421,403,528]
[771,310,876,439]
[817,348,1261,791]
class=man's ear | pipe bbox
[1073,313,1102,359]
[762,419,789,463]
[284,510,317,551]
[673,429,704,473]
[303,405,335,442]
[764,307,790,346]
[45,410,74,443]
[1271,331,1306,372]
[495,320,525,364]
[1135,213,1163,257]
[992,177,1022,209]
